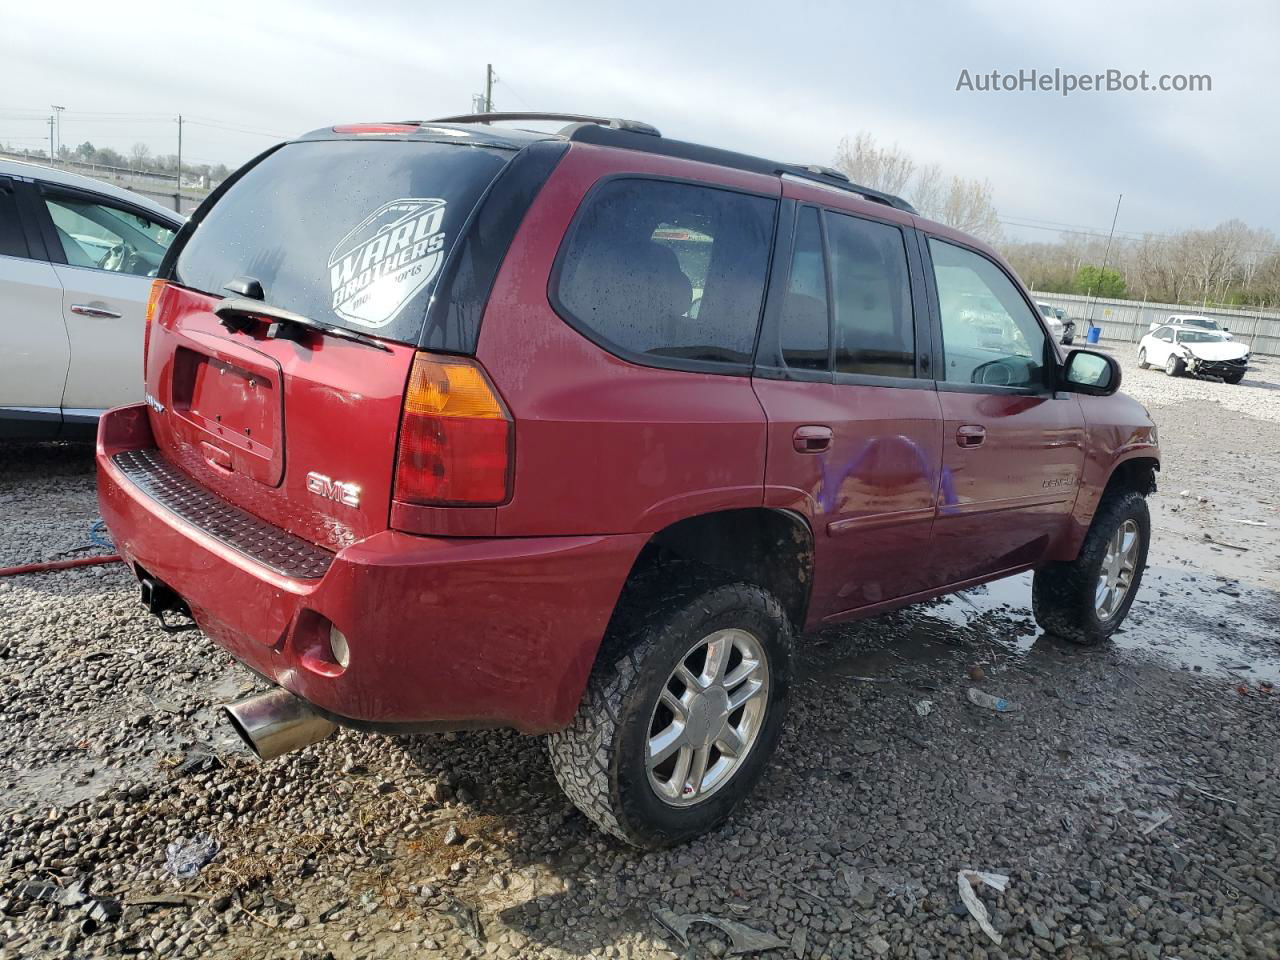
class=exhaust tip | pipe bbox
[223,688,337,761]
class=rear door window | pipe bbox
[778,206,830,372]
[0,179,30,259]
[174,140,513,345]
[553,178,776,370]
[826,211,915,378]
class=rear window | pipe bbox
[553,178,776,370]
[174,140,512,344]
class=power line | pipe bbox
[1000,219,1280,260]
[496,75,534,110]
[183,119,286,139]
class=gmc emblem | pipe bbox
[305,472,361,508]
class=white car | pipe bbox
[1036,301,1076,344]
[1,159,183,440]
[1138,324,1250,384]
[1148,313,1232,339]
[1037,301,1065,340]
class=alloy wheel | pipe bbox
[1095,519,1141,620]
[646,628,770,807]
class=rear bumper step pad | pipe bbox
[110,449,334,580]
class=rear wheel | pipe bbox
[1033,490,1150,645]
[547,580,791,848]
[1136,348,1149,369]
[1165,353,1184,377]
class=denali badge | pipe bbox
[327,197,448,329]
[306,472,361,508]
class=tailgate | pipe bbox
[145,283,416,551]
[137,136,522,551]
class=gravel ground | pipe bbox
[2,352,1279,960]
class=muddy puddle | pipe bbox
[5,673,249,812]
[801,565,1280,686]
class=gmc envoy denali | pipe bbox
[98,113,1159,847]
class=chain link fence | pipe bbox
[1,150,210,214]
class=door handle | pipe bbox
[956,424,986,448]
[70,304,123,319]
[793,425,833,453]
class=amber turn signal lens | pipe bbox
[143,279,166,367]
[404,355,507,420]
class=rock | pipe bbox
[427,780,455,803]
[853,739,881,755]
[867,934,891,956]
[443,825,464,846]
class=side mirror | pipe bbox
[1062,349,1121,396]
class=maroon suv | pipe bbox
[97,112,1159,847]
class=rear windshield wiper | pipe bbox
[214,297,392,353]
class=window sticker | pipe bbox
[327,198,447,327]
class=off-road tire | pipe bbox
[546,580,792,848]
[1136,348,1148,369]
[1032,490,1150,645]
[1165,354,1184,377]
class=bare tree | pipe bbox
[129,142,151,170]
[910,163,944,220]
[1004,218,1280,307]
[833,132,916,195]
[832,131,1001,242]
[938,176,1002,242]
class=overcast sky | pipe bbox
[3,0,1275,243]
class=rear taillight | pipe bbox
[393,353,512,506]
[143,279,165,367]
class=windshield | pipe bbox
[1176,317,1218,329]
[1038,303,1054,317]
[1177,330,1227,343]
[174,139,513,344]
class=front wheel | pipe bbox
[547,581,791,848]
[1224,371,1244,385]
[1136,348,1148,369]
[1033,491,1150,645]
[1165,354,1184,377]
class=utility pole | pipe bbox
[47,115,55,162]
[176,114,183,212]
[51,105,65,163]
[484,64,495,112]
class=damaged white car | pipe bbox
[1137,324,1250,384]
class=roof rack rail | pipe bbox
[800,164,850,182]
[429,112,661,137]
[781,167,917,213]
